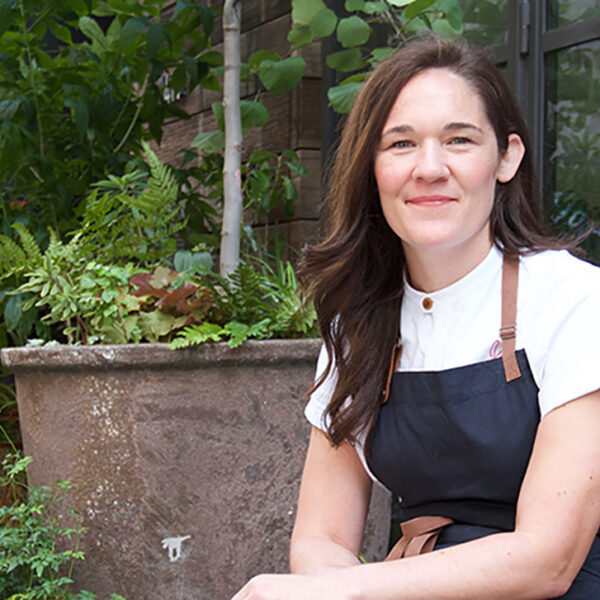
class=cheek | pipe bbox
[374,156,404,196]
[463,159,500,195]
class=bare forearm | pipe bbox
[290,536,361,574]
[341,531,570,600]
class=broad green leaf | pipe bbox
[70,0,89,17]
[0,98,21,120]
[197,5,215,35]
[364,1,389,13]
[248,50,280,73]
[212,100,269,135]
[200,51,224,67]
[370,46,395,66]
[149,266,177,288]
[250,170,270,194]
[240,100,269,133]
[4,293,21,332]
[173,250,212,272]
[326,48,365,72]
[436,0,463,30]
[328,81,363,113]
[432,18,462,34]
[258,57,305,96]
[288,24,314,49]
[211,101,224,130]
[138,310,175,339]
[404,0,437,19]
[79,16,107,48]
[337,16,371,48]
[309,7,338,37]
[292,0,327,25]
[345,0,365,10]
[249,150,276,163]
[0,8,15,36]
[171,64,186,93]
[387,0,415,5]
[118,17,146,50]
[49,20,73,45]
[105,15,122,42]
[146,22,164,59]
[200,70,221,92]
[64,97,89,138]
[283,175,297,201]
[174,0,193,17]
[334,72,369,84]
[184,55,198,88]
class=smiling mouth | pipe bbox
[406,195,457,206]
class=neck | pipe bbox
[404,240,494,293]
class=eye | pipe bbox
[391,139,414,149]
[448,136,472,145]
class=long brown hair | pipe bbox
[300,35,571,447]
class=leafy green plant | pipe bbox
[0,143,189,344]
[0,0,220,240]
[187,136,308,254]
[289,0,463,113]
[0,453,127,599]
[170,257,317,349]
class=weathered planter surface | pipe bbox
[2,341,390,600]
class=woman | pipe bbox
[233,36,600,599]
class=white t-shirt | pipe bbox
[305,246,600,475]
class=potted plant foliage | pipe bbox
[2,1,484,597]
[0,141,390,599]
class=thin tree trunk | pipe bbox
[220,0,243,277]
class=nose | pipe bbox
[412,141,449,182]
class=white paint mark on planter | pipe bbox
[161,535,191,562]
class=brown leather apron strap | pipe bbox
[500,255,521,382]
[384,516,454,560]
[381,341,402,404]
[382,252,521,401]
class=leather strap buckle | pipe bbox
[499,325,516,340]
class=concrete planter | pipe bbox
[2,341,390,600]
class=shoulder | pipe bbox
[520,248,600,285]
[519,250,600,313]
[517,250,600,416]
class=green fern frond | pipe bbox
[81,188,118,231]
[0,234,26,276]
[133,142,178,215]
[169,322,224,349]
[46,228,60,255]
[12,223,42,264]
[225,260,265,322]
[223,319,270,348]
[259,258,317,338]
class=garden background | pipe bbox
[0,0,598,598]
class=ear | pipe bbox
[497,133,526,183]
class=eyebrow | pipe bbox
[381,122,484,137]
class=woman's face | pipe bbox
[374,68,522,265]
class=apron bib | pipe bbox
[367,256,600,598]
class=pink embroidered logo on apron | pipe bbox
[489,339,502,358]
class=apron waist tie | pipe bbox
[385,515,454,560]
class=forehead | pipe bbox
[382,68,490,129]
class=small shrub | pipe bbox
[0,453,127,600]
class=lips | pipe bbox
[406,195,457,206]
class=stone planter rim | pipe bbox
[1,338,322,372]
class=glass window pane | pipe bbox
[460,0,507,46]
[547,0,600,30]
[545,41,600,264]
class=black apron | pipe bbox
[367,256,600,598]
